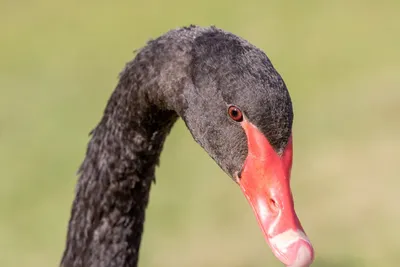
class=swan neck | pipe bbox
[61,64,179,267]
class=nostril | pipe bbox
[269,198,279,211]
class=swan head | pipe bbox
[177,28,314,267]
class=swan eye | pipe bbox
[228,105,243,122]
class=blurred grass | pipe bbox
[1,1,400,266]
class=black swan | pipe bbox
[61,25,314,267]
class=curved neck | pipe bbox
[60,32,194,267]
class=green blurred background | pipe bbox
[1,1,399,266]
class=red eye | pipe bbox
[228,105,243,122]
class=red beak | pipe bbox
[238,120,314,267]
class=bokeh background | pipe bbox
[1,1,399,266]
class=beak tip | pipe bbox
[268,230,314,267]
[286,239,314,267]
